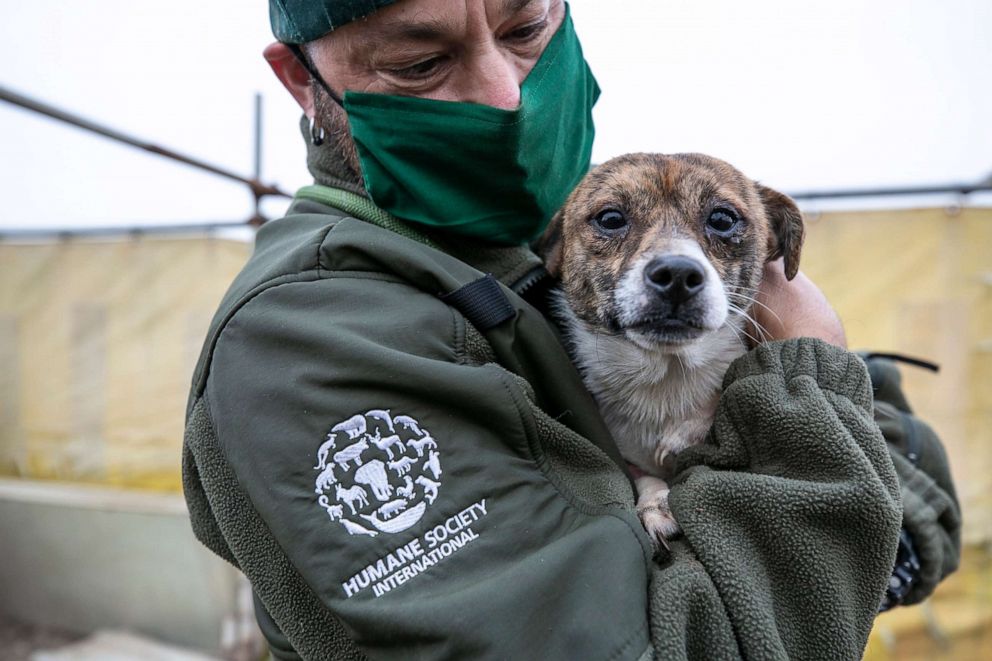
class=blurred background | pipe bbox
[1,0,989,658]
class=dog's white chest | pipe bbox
[566,317,745,475]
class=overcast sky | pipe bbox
[1,0,990,229]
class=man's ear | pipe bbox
[536,210,565,278]
[758,184,805,280]
[263,42,316,117]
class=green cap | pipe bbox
[269,0,399,44]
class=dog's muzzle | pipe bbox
[644,256,706,303]
[611,246,728,343]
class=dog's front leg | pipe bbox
[635,473,680,549]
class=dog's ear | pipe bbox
[758,184,805,281]
[536,209,565,278]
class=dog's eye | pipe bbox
[706,209,739,234]
[593,209,628,233]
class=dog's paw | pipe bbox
[637,491,680,550]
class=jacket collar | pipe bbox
[291,185,544,290]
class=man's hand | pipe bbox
[749,258,847,348]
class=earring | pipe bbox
[310,115,325,147]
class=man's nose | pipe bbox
[464,47,522,110]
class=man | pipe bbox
[182,1,961,659]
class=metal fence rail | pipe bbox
[0,84,290,225]
[0,222,253,240]
[790,181,992,201]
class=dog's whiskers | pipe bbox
[726,291,783,335]
[727,291,784,328]
[725,322,756,349]
[726,301,769,345]
[724,316,762,347]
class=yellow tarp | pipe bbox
[0,234,251,492]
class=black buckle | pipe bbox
[440,274,516,332]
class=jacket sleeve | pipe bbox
[650,339,904,660]
[186,274,652,661]
[863,355,961,606]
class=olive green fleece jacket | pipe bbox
[183,187,916,660]
[864,356,961,605]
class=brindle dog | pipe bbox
[539,153,804,547]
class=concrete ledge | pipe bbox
[33,630,221,661]
[0,478,189,515]
[0,479,245,654]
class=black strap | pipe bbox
[440,274,516,331]
[287,44,346,107]
[862,352,940,372]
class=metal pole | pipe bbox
[254,93,263,182]
[250,93,266,225]
[789,182,992,201]
[0,84,291,203]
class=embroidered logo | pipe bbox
[314,410,441,537]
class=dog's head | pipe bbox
[538,153,804,350]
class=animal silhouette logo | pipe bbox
[315,410,442,536]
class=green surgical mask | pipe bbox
[312,7,600,245]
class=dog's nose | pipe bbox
[644,256,706,302]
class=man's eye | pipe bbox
[502,19,547,43]
[388,56,447,80]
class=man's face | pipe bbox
[266,0,565,177]
[265,0,565,181]
[307,0,564,109]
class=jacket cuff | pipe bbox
[722,337,873,411]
